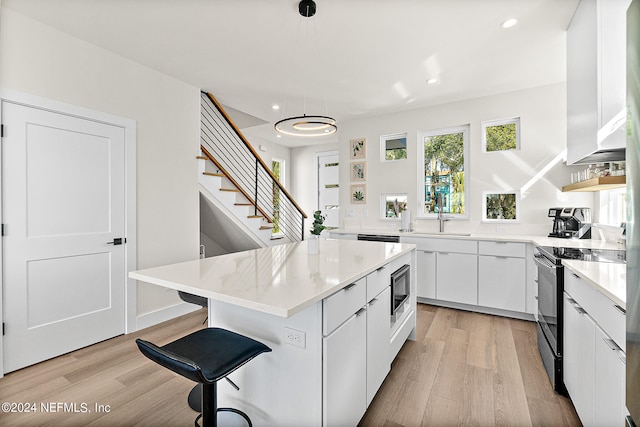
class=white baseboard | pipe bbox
[134,302,201,332]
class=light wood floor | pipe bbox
[0,304,580,426]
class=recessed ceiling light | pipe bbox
[426,78,438,84]
[501,18,518,29]
[276,134,282,138]
[272,104,280,110]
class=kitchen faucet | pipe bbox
[436,193,448,232]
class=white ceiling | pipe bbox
[3,0,579,147]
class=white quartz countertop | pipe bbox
[563,260,626,308]
[130,239,415,318]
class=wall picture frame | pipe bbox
[482,190,520,222]
[350,184,366,204]
[350,138,366,159]
[351,161,366,181]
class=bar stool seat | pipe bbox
[136,327,271,427]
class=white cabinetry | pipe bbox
[322,269,395,426]
[323,308,367,427]
[437,252,477,305]
[416,250,436,299]
[478,242,526,312]
[567,0,631,164]
[366,286,390,405]
[563,270,626,426]
[563,292,596,424]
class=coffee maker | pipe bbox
[548,207,592,239]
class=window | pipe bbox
[418,125,469,217]
[482,191,520,222]
[272,158,285,235]
[482,117,520,152]
[381,133,407,161]
[381,194,407,219]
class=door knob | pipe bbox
[107,238,126,245]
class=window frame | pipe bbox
[380,193,408,220]
[481,117,521,153]
[417,124,470,219]
[380,132,408,162]
[481,190,521,223]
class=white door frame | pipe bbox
[0,89,137,375]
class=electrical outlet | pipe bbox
[283,327,306,349]
[363,209,368,217]
[345,209,355,218]
[496,226,507,233]
[389,222,397,229]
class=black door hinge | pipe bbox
[1,224,4,236]
[2,323,5,336]
[1,124,4,137]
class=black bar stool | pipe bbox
[136,328,271,427]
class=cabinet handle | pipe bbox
[495,256,508,259]
[602,337,619,351]
[572,273,580,279]
[619,352,627,365]
[574,305,586,315]
[421,250,434,254]
[376,266,386,272]
[344,283,357,292]
[356,307,366,317]
[614,304,626,315]
[369,298,378,305]
[534,296,539,300]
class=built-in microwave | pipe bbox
[390,264,410,322]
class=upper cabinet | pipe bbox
[566,0,631,165]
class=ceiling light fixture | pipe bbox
[275,0,337,137]
[426,78,439,84]
[501,18,518,29]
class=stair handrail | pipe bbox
[204,92,307,220]
[200,145,273,222]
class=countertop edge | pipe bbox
[562,261,626,308]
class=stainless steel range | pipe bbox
[534,245,626,394]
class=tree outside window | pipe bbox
[419,125,469,217]
[482,117,520,152]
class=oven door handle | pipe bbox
[533,254,557,270]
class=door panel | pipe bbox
[2,101,126,373]
[317,153,339,229]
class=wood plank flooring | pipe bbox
[0,304,580,426]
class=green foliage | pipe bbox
[485,123,517,152]
[385,148,407,161]
[423,132,465,214]
[485,193,517,220]
[272,161,281,234]
[311,210,326,235]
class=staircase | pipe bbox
[199,92,307,247]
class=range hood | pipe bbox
[572,108,627,165]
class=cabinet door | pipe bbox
[436,252,477,305]
[323,310,367,427]
[416,250,436,299]
[594,326,626,427]
[366,287,391,406]
[478,256,525,312]
[564,295,596,426]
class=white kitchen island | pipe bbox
[130,238,416,426]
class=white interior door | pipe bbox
[2,101,126,373]
[317,152,339,229]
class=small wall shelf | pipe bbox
[562,176,626,192]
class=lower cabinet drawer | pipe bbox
[323,278,367,335]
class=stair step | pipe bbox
[270,236,285,241]
[247,215,264,219]
[259,225,274,230]
[235,203,252,206]
[220,188,240,192]
[203,171,225,177]
[196,155,208,160]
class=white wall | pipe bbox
[0,9,201,321]
[337,83,594,235]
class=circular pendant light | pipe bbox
[275,115,337,137]
[275,0,337,138]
